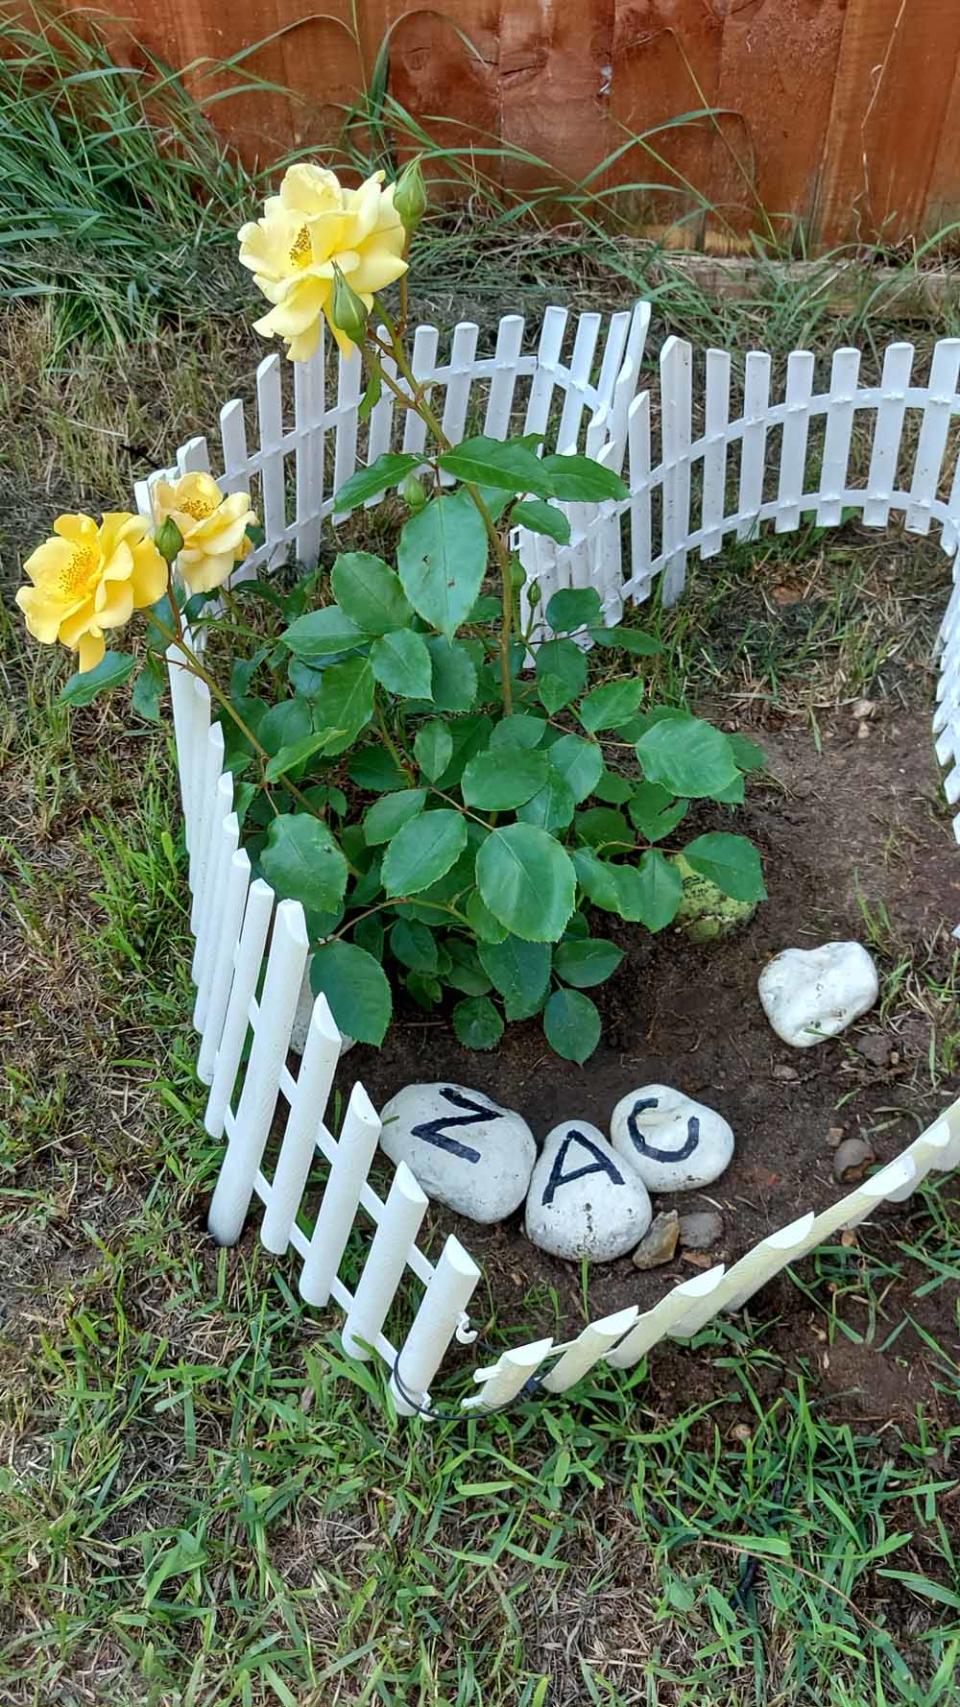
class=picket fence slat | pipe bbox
[775,350,815,533]
[260,994,342,1254]
[149,309,960,1417]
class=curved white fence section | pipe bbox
[142,307,960,1417]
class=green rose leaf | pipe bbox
[443,938,493,994]
[437,434,554,497]
[593,769,634,804]
[264,727,344,782]
[390,917,439,973]
[489,713,547,751]
[543,988,601,1064]
[512,498,571,544]
[332,451,421,512]
[59,650,136,706]
[258,697,312,756]
[574,806,633,851]
[629,848,684,931]
[332,551,412,635]
[426,635,478,712]
[309,941,392,1046]
[535,637,588,714]
[465,887,509,943]
[461,746,549,811]
[547,732,604,804]
[579,678,645,734]
[452,995,504,1051]
[571,847,622,913]
[545,587,603,632]
[476,823,576,942]
[260,814,348,914]
[382,808,468,896]
[312,655,375,755]
[398,490,488,637]
[413,719,453,781]
[540,454,628,503]
[635,714,740,799]
[516,765,577,831]
[728,732,768,773]
[588,625,663,657]
[363,788,427,846]
[281,604,369,659]
[131,656,165,722]
[370,629,433,699]
[627,780,689,842]
[553,936,624,989]
[348,745,408,792]
[682,832,767,902]
[478,935,552,1020]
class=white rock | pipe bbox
[524,1121,652,1261]
[758,941,879,1048]
[290,959,353,1055]
[610,1085,734,1192]
[379,1083,536,1224]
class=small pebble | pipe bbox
[855,1032,892,1068]
[773,1064,800,1082]
[833,1136,875,1183]
[851,697,876,721]
[678,1209,725,1250]
[632,1210,679,1270]
[826,1125,845,1147]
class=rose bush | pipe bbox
[17,158,766,1062]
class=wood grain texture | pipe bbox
[54,0,960,247]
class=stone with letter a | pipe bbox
[524,1120,652,1260]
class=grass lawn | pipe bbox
[1,16,959,1703]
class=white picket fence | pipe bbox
[141,306,960,1417]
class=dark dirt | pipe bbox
[344,700,960,1404]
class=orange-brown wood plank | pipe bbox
[816,0,960,246]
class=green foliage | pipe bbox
[197,419,764,1058]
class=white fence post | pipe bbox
[207,898,307,1244]
[775,349,815,533]
[736,350,771,542]
[255,354,287,556]
[816,348,861,527]
[332,347,364,518]
[197,846,251,1085]
[299,1082,382,1305]
[390,1236,481,1417]
[862,342,914,529]
[701,348,731,559]
[342,1161,429,1359]
[660,336,693,604]
[440,321,480,450]
[463,1337,554,1412]
[260,994,342,1254]
[906,339,960,535]
[484,314,526,439]
[294,336,326,566]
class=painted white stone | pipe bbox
[610,1085,735,1192]
[758,941,879,1048]
[379,1083,536,1224]
[524,1120,652,1261]
[290,959,353,1055]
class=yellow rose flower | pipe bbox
[151,472,258,595]
[16,511,167,674]
[237,163,408,361]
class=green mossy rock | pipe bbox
[671,854,758,944]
